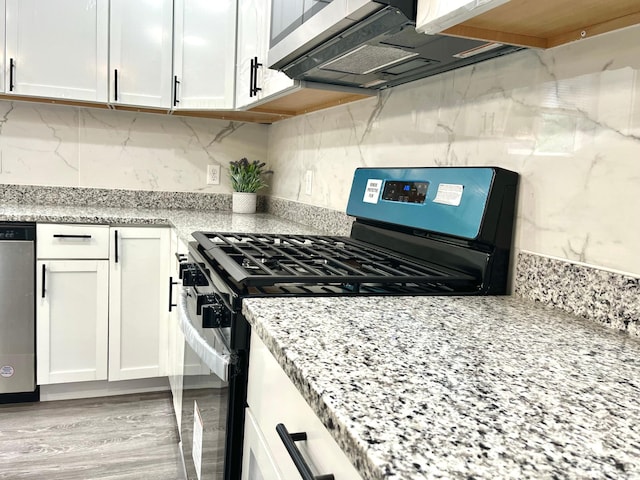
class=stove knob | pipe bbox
[182,268,196,286]
[179,261,200,280]
[182,264,208,286]
[202,303,231,329]
[196,293,218,314]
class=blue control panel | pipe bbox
[346,167,500,240]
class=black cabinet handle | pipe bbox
[168,276,178,312]
[53,234,92,239]
[41,264,46,299]
[276,423,335,480]
[250,56,263,97]
[114,69,119,102]
[114,230,119,263]
[253,56,262,96]
[249,57,255,97]
[9,58,15,91]
[173,75,180,106]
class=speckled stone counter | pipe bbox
[242,296,640,480]
[0,204,323,242]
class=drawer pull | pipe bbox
[168,276,178,312]
[114,230,119,263]
[52,234,92,239]
[9,58,15,91]
[276,423,335,480]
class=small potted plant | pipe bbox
[229,158,272,213]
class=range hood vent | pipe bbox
[320,44,420,75]
[268,2,523,90]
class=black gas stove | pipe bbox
[177,166,518,479]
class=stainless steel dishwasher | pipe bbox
[0,222,38,403]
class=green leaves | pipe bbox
[229,157,273,193]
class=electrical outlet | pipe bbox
[305,170,313,195]
[206,164,221,185]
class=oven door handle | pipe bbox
[178,289,230,382]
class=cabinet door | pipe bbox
[236,0,269,108]
[5,0,108,101]
[242,409,282,480]
[236,0,294,109]
[173,0,236,110]
[0,0,5,93]
[36,260,109,385]
[109,0,174,108]
[109,227,171,381]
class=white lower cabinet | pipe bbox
[35,224,111,385]
[36,224,172,388]
[109,226,171,381]
[36,260,109,384]
[243,334,363,480]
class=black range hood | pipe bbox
[268,1,523,90]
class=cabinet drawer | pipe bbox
[247,335,362,480]
[37,224,110,259]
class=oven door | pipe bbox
[178,289,231,480]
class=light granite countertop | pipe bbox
[0,204,323,241]
[242,296,640,480]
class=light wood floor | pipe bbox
[0,392,183,480]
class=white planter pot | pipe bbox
[232,192,257,214]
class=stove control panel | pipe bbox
[346,166,518,241]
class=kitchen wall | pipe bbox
[0,102,268,193]
[267,24,640,279]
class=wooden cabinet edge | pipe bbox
[0,89,372,124]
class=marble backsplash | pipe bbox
[0,102,268,194]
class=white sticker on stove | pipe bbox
[0,365,14,378]
[363,179,382,204]
[433,183,464,206]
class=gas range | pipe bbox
[184,166,517,303]
[176,166,518,479]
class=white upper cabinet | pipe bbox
[172,0,237,110]
[4,0,108,101]
[236,0,265,108]
[0,0,5,93]
[236,0,294,109]
[109,0,174,108]
[416,0,509,34]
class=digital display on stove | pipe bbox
[381,181,429,204]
